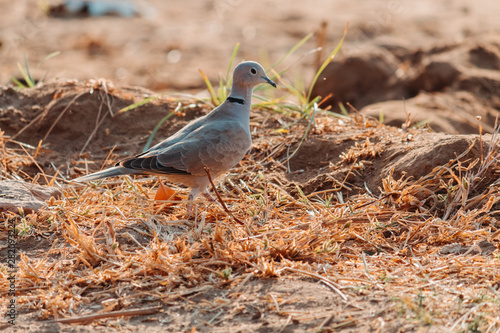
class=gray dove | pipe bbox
[72,61,276,210]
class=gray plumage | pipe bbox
[72,61,276,205]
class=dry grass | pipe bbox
[1,106,499,332]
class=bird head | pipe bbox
[232,61,276,88]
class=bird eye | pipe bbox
[250,68,257,75]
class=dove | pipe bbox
[72,61,276,211]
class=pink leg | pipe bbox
[202,190,216,202]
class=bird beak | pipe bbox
[262,76,277,88]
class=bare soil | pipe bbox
[1,0,500,332]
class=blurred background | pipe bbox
[1,0,497,89]
[1,0,499,133]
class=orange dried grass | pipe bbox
[0,109,499,331]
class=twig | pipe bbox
[361,252,385,289]
[10,106,51,141]
[316,314,335,332]
[0,286,49,296]
[204,167,244,225]
[17,143,50,185]
[331,319,356,330]
[277,186,346,211]
[44,92,86,141]
[449,304,482,331]
[270,293,280,312]
[315,21,328,70]
[159,285,213,301]
[281,267,348,301]
[283,102,318,170]
[207,309,224,324]
[352,193,394,210]
[231,272,255,299]
[277,315,293,333]
[80,97,109,154]
[361,252,374,282]
[43,306,162,324]
[403,217,433,250]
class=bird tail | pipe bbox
[71,166,135,182]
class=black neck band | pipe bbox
[227,97,245,105]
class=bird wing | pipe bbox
[119,120,251,177]
[119,146,188,175]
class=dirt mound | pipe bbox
[311,46,402,110]
[360,91,494,134]
[0,81,208,176]
[274,120,496,199]
[312,34,500,134]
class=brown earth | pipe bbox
[1,0,500,332]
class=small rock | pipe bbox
[478,240,497,255]
[440,243,470,255]
[440,241,497,256]
[0,180,62,214]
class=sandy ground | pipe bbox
[1,0,500,332]
[1,0,499,91]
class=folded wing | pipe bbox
[118,121,251,177]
